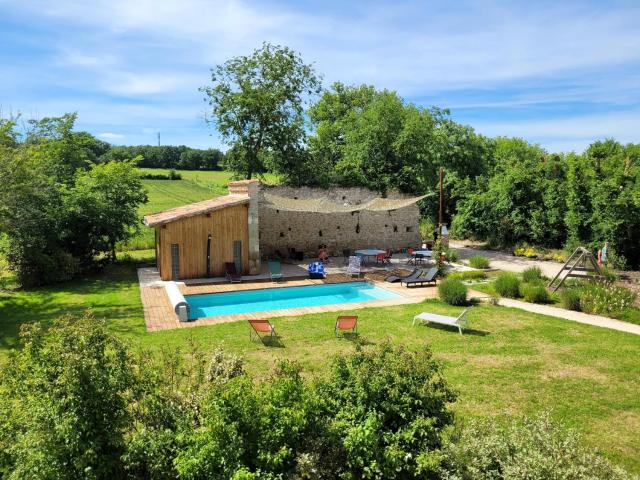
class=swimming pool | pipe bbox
[186,282,402,319]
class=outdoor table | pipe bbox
[354,249,386,266]
[409,249,432,265]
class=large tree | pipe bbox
[202,42,321,179]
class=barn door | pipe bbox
[233,240,242,275]
[170,244,180,280]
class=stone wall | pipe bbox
[258,185,421,257]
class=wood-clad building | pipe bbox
[144,180,260,281]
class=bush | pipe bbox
[469,255,490,269]
[560,288,582,311]
[316,342,456,478]
[579,282,636,317]
[439,278,468,306]
[520,283,550,303]
[522,266,543,283]
[439,413,630,480]
[446,248,460,263]
[494,272,521,298]
[514,244,538,258]
[447,270,487,281]
[139,170,183,180]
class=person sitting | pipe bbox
[318,244,330,263]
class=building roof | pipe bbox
[143,195,250,227]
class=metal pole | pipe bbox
[439,167,444,233]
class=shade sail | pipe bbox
[261,193,430,213]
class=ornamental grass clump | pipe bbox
[494,272,521,298]
[469,255,490,269]
[438,278,468,306]
[560,288,582,311]
[579,283,636,317]
[522,266,543,283]
[520,283,550,304]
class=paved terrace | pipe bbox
[139,257,437,332]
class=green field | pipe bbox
[0,255,638,473]
[122,169,278,250]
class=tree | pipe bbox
[63,160,148,263]
[202,42,321,179]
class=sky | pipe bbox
[1,0,639,153]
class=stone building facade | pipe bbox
[258,184,422,257]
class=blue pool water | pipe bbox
[186,282,402,319]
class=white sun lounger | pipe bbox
[412,307,472,335]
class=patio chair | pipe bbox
[375,252,386,265]
[406,248,415,264]
[248,319,276,341]
[225,262,242,283]
[335,315,358,337]
[412,307,472,335]
[346,255,362,277]
[384,249,393,263]
[386,268,419,283]
[268,261,283,282]
[401,267,438,287]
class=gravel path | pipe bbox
[450,241,564,278]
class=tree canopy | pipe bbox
[201,42,322,180]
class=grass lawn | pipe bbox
[122,169,279,250]
[0,259,639,473]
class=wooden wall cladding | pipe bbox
[156,204,249,280]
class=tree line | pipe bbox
[203,43,640,269]
[104,144,224,170]
[0,315,629,479]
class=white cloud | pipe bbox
[474,109,640,152]
[98,132,125,139]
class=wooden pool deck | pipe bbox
[138,261,439,332]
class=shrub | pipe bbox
[139,170,182,180]
[447,270,487,281]
[520,283,550,304]
[560,288,582,311]
[316,342,456,478]
[469,255,490,269]
[494,272,521,298]
[522,266,543,283]
[446,248,460,263]
[439,413,630,480]
[439,278,468,306]
[514,244,538,258]
[579,282,636,317]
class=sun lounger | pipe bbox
[412,307,471,335]
[346,255,362,277]
[335,315,358,337]
[386,268,419,283]
[401,267,437,287]
[225,262,242,283]
[268,261,283,282]
[248,319,276,341]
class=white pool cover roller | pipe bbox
[165,282,190,322]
